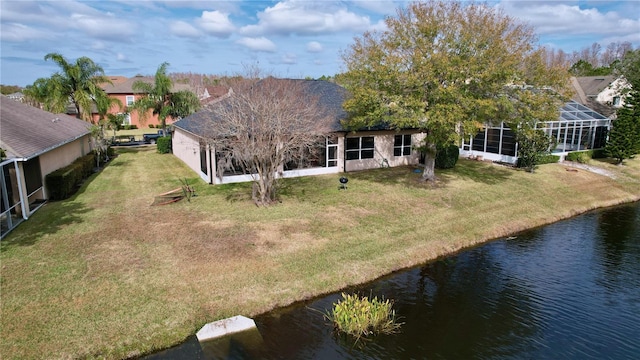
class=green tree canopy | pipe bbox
[606,49,640,163]
[569,59,614,76]
[130,62,200,133]
[339,0,569,180]
[25,53,111,122]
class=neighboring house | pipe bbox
[200,85,231,105]
[0,96,92,239]
[459,100,611,164]
[98,75,196,128]
[172,79,426,185]
[571,76,629,119]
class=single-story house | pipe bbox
[172,79,425,185]
[172,80,612,185]
[460,100,611,164]
[1,96,93,238]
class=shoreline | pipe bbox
[2,151,639,360]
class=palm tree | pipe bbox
[130,62,200,134]
[41,53,112,122]
[95,91,123,124]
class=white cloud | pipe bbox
[70,13,136,40]
[240,0,372,36]
[281,53,297,64]
[236,37,277,52]
[171,20,201,38]
[0,23,51,42]
[116,53,127,61]
[306,41,323,53]
[498,0,640,37]
[197,10,235,38]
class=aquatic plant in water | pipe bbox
[325,292,402,341]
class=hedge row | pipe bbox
[516,154,560,168]
[45,153,95,201]
[566,149,607,162]
[157,136,172,154]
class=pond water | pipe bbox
[144,202,640,359]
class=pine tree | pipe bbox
[605,90,640,164]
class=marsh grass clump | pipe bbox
[325,292,402,341]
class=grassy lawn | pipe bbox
[1,148,639,359]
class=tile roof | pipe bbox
[173,79,349,137]
[0,96,91,160]
[102,75,194,94]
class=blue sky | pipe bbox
[1,0,639,87]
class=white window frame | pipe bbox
[394,134,412,156]
[118,113,131,125]
[346,136,375,160]
[126,95,135,106]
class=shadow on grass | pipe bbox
[345,166,431,189]
[437,160,515,185]
[0,199,90,252]
[343,160,515,189]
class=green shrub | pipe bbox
[156,136,172,154]
[517,154,559,168]
[435,144,459,169]
[591,148,607,159]
[149,124,155,128]
[566,151,591,163]
[45,154,95,200]
[325,293,401,341]
[538,154,560,164]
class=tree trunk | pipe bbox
[421,141,437,181]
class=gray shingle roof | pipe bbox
[0,96,91,159]
[173,79,349,137]
[574,76,617,97]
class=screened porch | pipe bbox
[460,101,611,164]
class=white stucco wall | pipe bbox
[344,131,424,172]
[596,77,628,108]
[172,129,211,183]
[39,135,92,199]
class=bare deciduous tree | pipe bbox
[202,75,334,206]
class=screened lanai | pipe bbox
[459,101,611,164]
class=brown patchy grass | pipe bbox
[1,148,639,360]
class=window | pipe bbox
[394,134,411,156]
[346,136,374,160]
[284,136,338,170]
[472,129,486,152]
[613,96,621,107]
[486,128,500,154]
[500,129,516,156]
[23,157,43,197]
[118,113,131,125]
[126,96,135,106]
[199,141,208,175]
[326,136,338,167]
